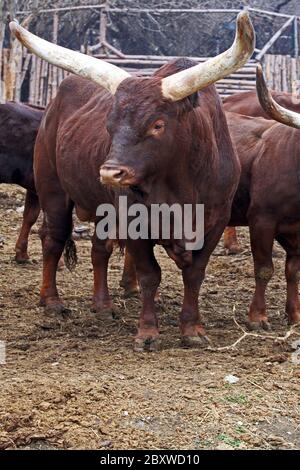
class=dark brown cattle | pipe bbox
[10,13,254,350]
[225,67,300,329]
[223,88,300,254]
[0,102,43,262]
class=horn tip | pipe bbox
[236,10,255,49]
[236,9,251,28]
[256,64,266,87]
[256,63,263,77]
[237,10,250,21]
[9,20,19,35]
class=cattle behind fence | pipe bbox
[1,49,300,106]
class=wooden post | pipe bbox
[0,0,7,102]
[295,17,299,58]
[99,1,108,54]
[53,12,59,44]
[50,12,59,101]
[99,9,107,45]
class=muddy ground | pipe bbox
[0,184,299,450]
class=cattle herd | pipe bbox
[1,12,300,352]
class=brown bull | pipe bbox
[10,13,254,350]
[0,102,42,262]
[226,66,300,329]
[223,88,300,254]
[223,88,300,118]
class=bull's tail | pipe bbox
[64,237,77,272]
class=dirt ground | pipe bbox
[0,184,299,451]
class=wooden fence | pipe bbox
[1,4,300,104]
[262,54,300,94]
[2,49,300,107]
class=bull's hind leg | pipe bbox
[39,191,74,315]
[120,249,139,297]
[276,234,300,325]
[248,217,275,330]
[223,227,242,255]
[91,232,114,319]
[126,240,161,352]
[15,190,40,263]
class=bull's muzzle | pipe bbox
[100,163,137,187]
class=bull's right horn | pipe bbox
[256,64,300,129]
[9,21,130,95]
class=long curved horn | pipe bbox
[9,21,130,95]
[161,11,255,101]
[256,64,300,129]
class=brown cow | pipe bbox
[0,101,42,262]
[10,13,254,350]
[223,89,300,254]
[225,66,300,329]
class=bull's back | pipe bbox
[0,102,43,189]
[223,90,300,119]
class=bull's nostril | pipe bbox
[100,165,133,186]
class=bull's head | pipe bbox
[10,13,255,195]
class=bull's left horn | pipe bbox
[161,11,255,101]
[9,21,130,95]
[256,64,300,129]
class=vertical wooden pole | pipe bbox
[294,16,299,58]
[53,12,59,44]
[51,12,59,100]
[99,0,108,54]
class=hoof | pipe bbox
[225,245,242,255]
[15,256,30,264]
[45,304,72,318]
[247,320,271,331]
[40,297,72,318]
[287,316,300,326]
[91,302,116,320]
[181,334,211,348]
[123,286,140,298]
[134,336,160,353]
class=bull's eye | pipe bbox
[147,119,165,137]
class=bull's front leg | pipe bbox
[126,239,161,352]
[180,221,228,347]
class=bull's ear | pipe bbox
[176,91,199,118]
[187,91,199,109]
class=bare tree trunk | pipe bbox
[5,0,17,101]
[0,0,7,102]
